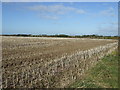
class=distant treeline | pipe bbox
[1,34,119,39]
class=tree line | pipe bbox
[1,34,119,39]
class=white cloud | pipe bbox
[98,26,118,36]
[26,4,86,20]
[76,9,86,14]
[99,26,117,32]
[27,4,86,15]
[97,22,118,36]
[110,22,118,25]
[38,14,59,20]
[100,7,116,17]
[100,22,118,25]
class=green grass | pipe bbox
[69,51,118,88]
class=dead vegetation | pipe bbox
[2,36,118,88]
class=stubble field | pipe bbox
[2,36,118,88]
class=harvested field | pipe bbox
[2,36,118,88]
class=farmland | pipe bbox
[69,51,118,88]
[2,36,118,88]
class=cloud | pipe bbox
[100,7,116,17]
[76,9,85,14]
[26,4,86,20]
[98,26,118,36]
[100,22,118,25]
[97,22,118,36]
[27,4,86,15]
[109,22,118,25]
[99,26,117,32]
[38,14,59,20]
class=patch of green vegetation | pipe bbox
[69,51,118,88]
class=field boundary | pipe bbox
[69,50,118,88]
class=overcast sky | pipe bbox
[2,2,118,36]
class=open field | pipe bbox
[2,36,118,88]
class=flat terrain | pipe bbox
[2,36,116,71]
[2,36,117,87]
